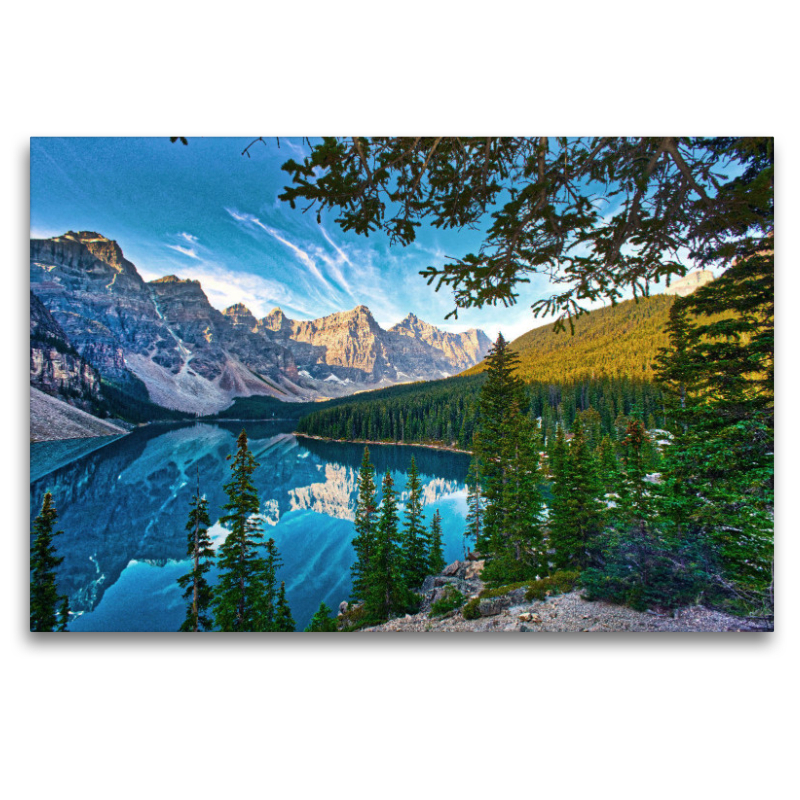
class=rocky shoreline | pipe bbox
[354,559,773,634]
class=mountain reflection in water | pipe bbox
[30,422,470,631]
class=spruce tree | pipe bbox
[596,435,620,495]
[548,418,606,570]
[428,509,445,575]
[401,456,428,589]
[177,471,215,632]
[484,405,546,582]
[213,429,267,632]
[464,458,485,554]
[274,581,295,632]
[57,595,70,632]
[256,538,283,631]
[350,447,378,602]
[474,332,547,583]
[364,471,407,622]
[30,492,69,632]
[654,253,774,612]
[305,602,338,632]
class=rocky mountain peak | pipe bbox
[223,303,258,331]
[151,275,195,284]
[57,230,128,271]
[664,270,714,297]
[262,307,292,332]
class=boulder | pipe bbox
[478,596,513,617]
[420,576,437,596]
[464,560,484,580]
[338,601,349,616]
[442,560,461,577]
[466,551,483,561]
[507,587,527,605]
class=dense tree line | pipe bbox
[296,372,667,450]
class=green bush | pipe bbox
[524,570,581,602]
[480,552,538,587]
[462,598,481,620]
[478,581,528,599]
[429,586,465,617]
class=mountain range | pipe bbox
[30,231,491,423]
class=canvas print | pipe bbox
[29,137,774,633]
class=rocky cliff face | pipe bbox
[390,313,492,371]
[30,290,103,413]
[31,231,491,415]
[664,270,714,297]
[239,304,487,389]
[31,233,302,413]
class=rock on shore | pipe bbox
[358,560,772,633]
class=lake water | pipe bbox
[30,422,471,631]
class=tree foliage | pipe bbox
[213,430,293,632]
[30,492,69,632]
[279,137,773,325]
[401,456,429,589]
[350,446,378,602]
[177,473,215,632]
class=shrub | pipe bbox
[479,581,528,599]
[429,586,465,617]
[524,570,581,602]
[462,598,481,620]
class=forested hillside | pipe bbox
[295,374,667,449]
[464,294,676,383]
[295,294,681,447]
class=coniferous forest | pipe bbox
[30,135,774,632]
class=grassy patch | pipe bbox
[462,598,481,620]
[525,570,581,602]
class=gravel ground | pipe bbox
[30,387,128,442]
[360,590,772,633]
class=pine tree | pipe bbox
[57,595,70,632]
[255,538,283,631]
[350,447,378,602]
[364,471,408,622]
[305,602,338,632]
[427,509,445,575]
[464,458,485,554]
[474,334,529,547]
[617,420,655,539]
[484,405,546,582]
[177,470,215,632]
[31,492,69,632]
[548,417,606,570]
[274,581,295,632]
[401,456,428,589]
[654,253,774,612]
[213,429,267,632]
[596,435,620,495]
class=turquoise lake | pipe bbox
[30,422,471,631]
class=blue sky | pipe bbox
[31,137,696,342]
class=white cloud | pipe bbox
[180,232,199,244]
[166,244,199,259]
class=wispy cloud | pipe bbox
[138,258,320,319]
[166,244,199,259]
